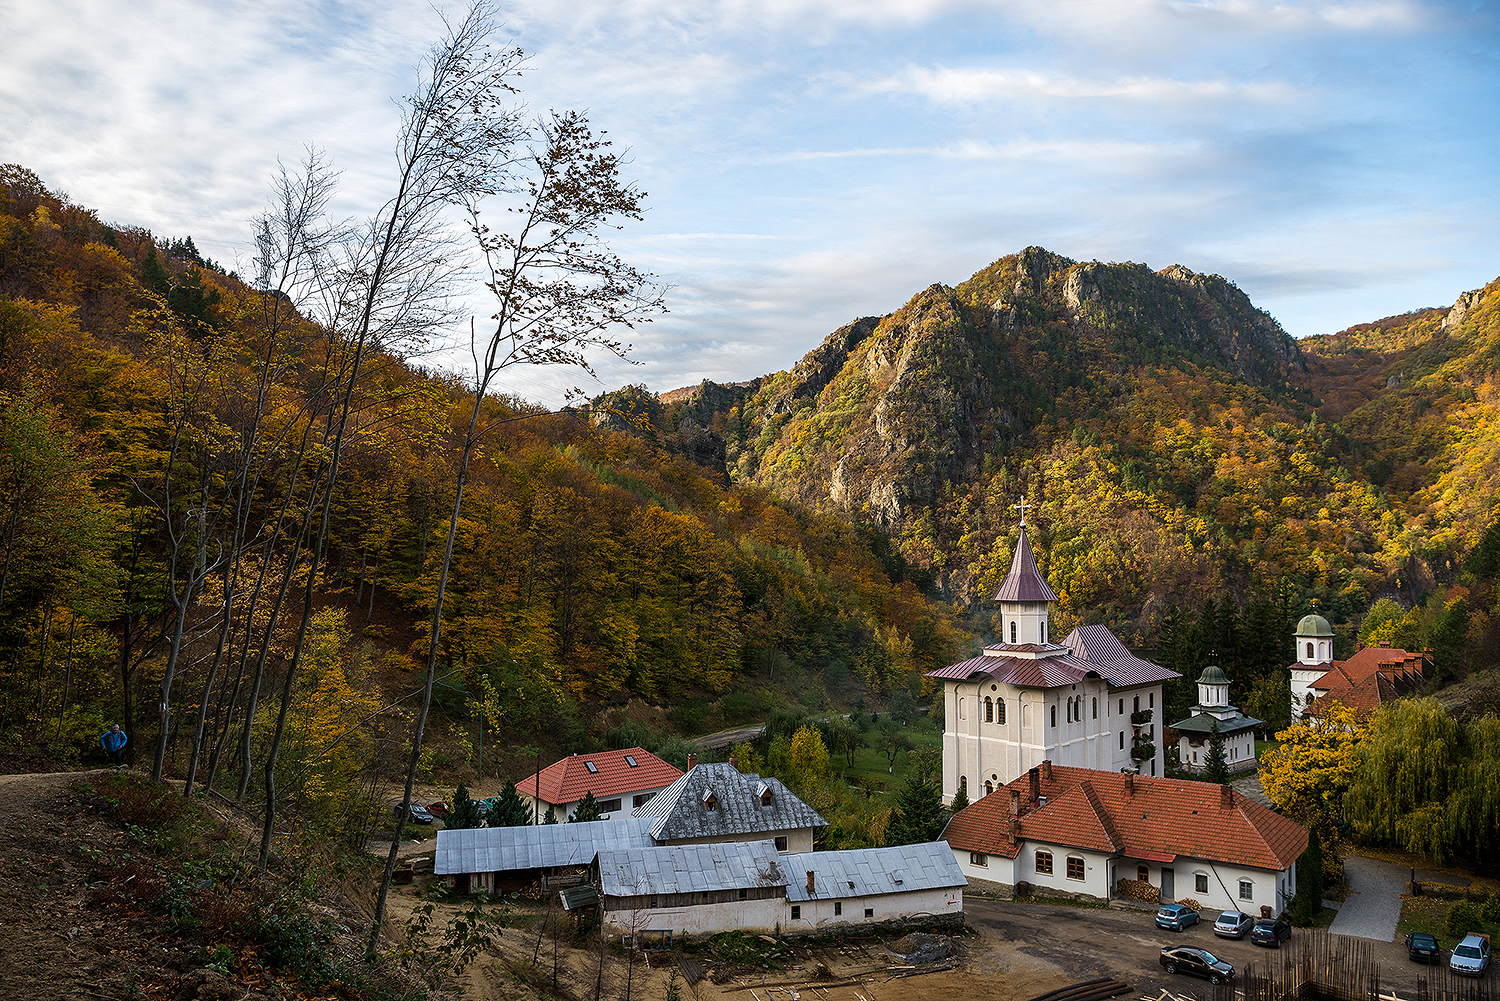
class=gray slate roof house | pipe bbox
[597,840,787,899]
[633,762,827,852]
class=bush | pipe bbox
[1482,893,1500,924]
[1446,900,1478,940]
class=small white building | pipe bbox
[1170,666,1261,774]
[595,841,788,940]
[433,817,656,894]
[516,746,683,825]
[943,762,1307,917]
[1288,613,1336,716]
[783,842,965,930]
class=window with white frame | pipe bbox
[970,852,988,867]
[1066,856,1085,880]
[1196,873,1209,894]
[1035,851,1054,874]
[1239,879,1254,901]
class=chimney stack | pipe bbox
[1041,759,1052,781]
[728,756,738,771]
[1125,771,1135,795]
[1009,788,1021,816]
[687,752,697,770]
[1379,640,1391,649]
[1028,767,1040,803]
[806,871,815,894]
[1221,784,1233,810]
[1007,818,1019,846]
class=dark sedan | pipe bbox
[1407,932,1443,964]
[1251,918,1292,947]
[1160,947,1236,984]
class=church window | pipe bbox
[1239,879,1254,901]
[1149,692,1154,708]
[959,776,968,794]
[1066,856,1085,880]
[1010,621,1017,644]
[1133,696,1140,713]
[959,698,966,720]
[1092,698,1097,720]
[1041,621,1047,643]
[1307,642,1314,658]
[1119,731,1125,750]
[996,700,1006,725]
[1050,705,1056,727]
[985,781,994,795]
[1118,699,1124,715]
[985,698,993,723]
[1035,851,1053,874]
[1196,873,1209,894]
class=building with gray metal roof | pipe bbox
[783,841,966,902]
[633,762,827,852]
[434,816,655,888]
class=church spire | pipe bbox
[993,501,1057,646]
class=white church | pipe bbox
[927,507,1181,805]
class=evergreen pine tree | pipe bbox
[491,780,532,827]
[885,773,947,845]
[1295,825,1323,924]
[140,246,170,296]
[569,790,603,823]
[948,784,969,816]
[448,781,483,829]
[1204,717,1229,785]
[543,804,557,824]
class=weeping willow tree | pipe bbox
[1345,698,1500,863]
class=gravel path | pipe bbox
[1329,855,1407,942]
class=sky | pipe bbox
[3,0,1497,408]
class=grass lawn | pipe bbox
[832,720,942,793]
[1398,894,1500,948]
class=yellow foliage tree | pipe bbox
[786,724,830,789]
[1258,701,1362,824]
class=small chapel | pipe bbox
[926,503,1180,806]
[1169,665,1261,775]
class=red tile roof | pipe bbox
[943,765,1307,872]
[1304,645,1428,719]
[517,747,683,805]
[993,529,1059,603]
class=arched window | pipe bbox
[985,780,994,795]
[1133,696,1140,713]
[996,700,1006,725]
[1092,697,1098,720]
[984,697,993,723]
[1307,641,1314,658]
[1050,704,1057,727]
[959,775,968,794]
[1010,621,1018,644]
[1041,621,1047,644]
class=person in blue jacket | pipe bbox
[100,724,127,766]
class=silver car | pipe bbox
[1213,910,1254,939]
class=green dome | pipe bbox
[1296,613,1334,638]
[1197,665,1229,685]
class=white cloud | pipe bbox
[864,65,1303,104]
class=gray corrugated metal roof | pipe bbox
[597,840,787,896]
[433,817,655,875]
[783,842,967,902]
[633,763,827,841]
[1170,709,1263,734]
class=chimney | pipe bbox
[1125,771,1135,795]
[806,871,815,894]
[1221,784,1233,810]
[1028,767,1040,803]
[1378,640,1391,649]
[1007,818,1019,846]
[728,756,738,771]
[687,753,697,770]
[1041,759,1052,781]
[1009,788,1021,816]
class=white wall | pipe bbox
[601,897,787,940]
[520,785,672,825]
[660,827,814,853]
[789,887,962,930]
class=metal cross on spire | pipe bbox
[1013,495,1029,527]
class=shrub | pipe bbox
[1446,900,1478,940]
[1481,893,1500,924]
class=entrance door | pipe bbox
[1161,867,1175,901]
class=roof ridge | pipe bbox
[1079,780,1123,851]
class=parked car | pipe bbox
[1213,910,1255,939]
[426,801,450,818]
[1156,903,1201,932]
[1160,947,1235,984]
[1406,932,1443,964]
[1450,933,1491,977]
[1250,917,1292,947]
[392,802,435,824]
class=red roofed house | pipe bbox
[943,761,1307,916]
[926,507,1180,805]
[1286,612,1429,722]
[517,747,683,825]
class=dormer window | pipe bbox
[759,784,773,807]
[703,791,718,811]
[584,761,598,774]
[624,755,638,768]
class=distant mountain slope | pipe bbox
[639,249,1495,639]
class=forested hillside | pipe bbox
[0,164,966,806]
